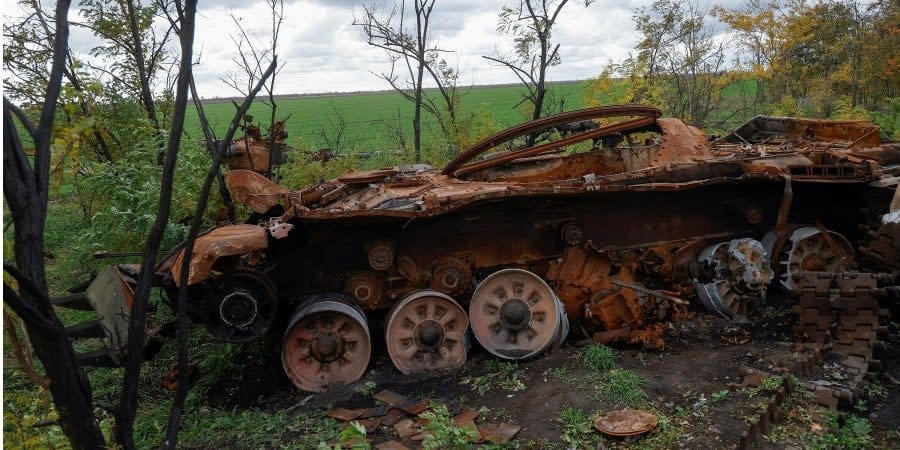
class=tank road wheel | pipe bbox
[385,290,469,374]
[763,227,855,294]
[469,268,569,360]
[693,239,774,318]
[281,295,371,392]
[201,269,278,343]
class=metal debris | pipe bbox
[477,423,522,443]
[593,409,658,436]
[63,105,898,399]
[374,441,410,450]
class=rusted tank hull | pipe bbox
[65,106,899,392]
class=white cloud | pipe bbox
[16,0,656,97]
[187,0,654,96]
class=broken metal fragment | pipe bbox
[593,409,658,437]
[477,423,522,443]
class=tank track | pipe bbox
[859,222,900,272]
[793,270,892,408]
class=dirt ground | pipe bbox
[200,300,900,449]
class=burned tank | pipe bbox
[62,105,900,393]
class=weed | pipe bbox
[318,421,370,450]
[758,306,790,320]
[861,383,887,400]
[630,413,684,450]
[582,343,618,372]
[559,407,604,449]
[460,360,526,396]
[419,403,478,450]
[593,369,648,407]
[548,366,570,381]
[355,381,377,397]
[749,375,783,397]
[803,413,873,450]
[711,389,729,403]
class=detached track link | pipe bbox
[737,376,795,450]
[859,223,900,272]
[793,271,889,396]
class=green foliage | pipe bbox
[318,421,370,450]
[581,343,618,372]
[711,389,729,403]
[2,381,68,449]
[558,407,603,449]
[460,360,527,396]
[633,413,684,450]
[803,413,873,450]
[871,98,900,141]
[749,375,783,397]
[419,404,478,450]
[594,369,648,407]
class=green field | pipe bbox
[187,81,588,152]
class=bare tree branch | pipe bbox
[163,56,278,450]
[116,0,198,447]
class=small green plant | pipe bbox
[460,360,526,395]
[803,413,873,450]
[637,413,684,450]
[758,306,790,320]
[594,369,648,407]
[559,407,603,449]
[355,381,377,397]
[749,375,783,397]
[419,404,478,450]
[860,383,887,400]
[548,366,570,381]
[582,343,618,372]
[318,420,370,450]
[711,389,729,403]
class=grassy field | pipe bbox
[187,81,589,152]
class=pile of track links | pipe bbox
[734,222,899,449]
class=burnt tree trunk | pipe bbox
[2,1,106,447]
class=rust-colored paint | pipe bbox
[225,120,290,173]
[224,170,289,213]
[170,224,268,285]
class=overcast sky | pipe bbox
[61,0,739,98]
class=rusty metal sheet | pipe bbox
[226,137,272,173]
[453,408,480,430]
[224,170,289,214]
[325,407,366,421]
[726,116,880,148]
[338,168,401,184]
[170,224,268,285]
[374,441,410,450]
[477,423,522,443]
[380,408,407,426]
[373,389,408,407]
[654,118,711,164]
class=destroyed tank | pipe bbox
[62,105,900,393]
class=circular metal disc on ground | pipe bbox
[469,268,565,360]
[593,409,658,436]
[281,297,371,392]
[386,290,469,374]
